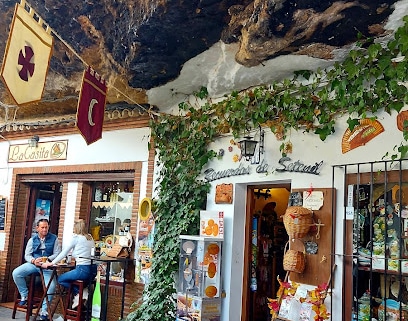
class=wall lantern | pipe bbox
[28,135,39,148]
[238,124,264,162]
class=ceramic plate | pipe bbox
[182,241,195,254]
[105,235,117,247]
[391,281,401,298]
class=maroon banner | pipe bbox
[76,67,107,145]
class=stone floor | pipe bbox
[0,304,24,320]
[0,303,65,321]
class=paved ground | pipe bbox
[0,304,24,320]
[0,304,65,321]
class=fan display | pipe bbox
[341,119,384,154]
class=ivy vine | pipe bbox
[127,16,408,321]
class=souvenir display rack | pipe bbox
[340,161,408,321]
[176,235,223,321]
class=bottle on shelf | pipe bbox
[102,184,111,202]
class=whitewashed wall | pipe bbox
[202,110,406,321]
[0,127,151,267]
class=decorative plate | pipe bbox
[391,281,401,298]
[304,240,318,254]
[182,241,195,254]
[104,235,117,247]
[139,198,152,221]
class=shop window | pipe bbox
[90,181,133,254]
[336,160,408,321]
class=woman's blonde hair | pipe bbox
[74,219,93,241]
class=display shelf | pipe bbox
[90,192,132,240]
[358,266,408,276]
[177,235,222,321]
[351,182,408,321]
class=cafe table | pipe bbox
[86,256,132,321]
[32,262,75,320]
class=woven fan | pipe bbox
[342,119,384,154]
[397,110,408,131]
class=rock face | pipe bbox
[0,0,404,122]
[223,0,394,66]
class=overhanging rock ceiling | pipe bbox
[0,0,408,126]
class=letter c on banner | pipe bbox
[88,98,98,126]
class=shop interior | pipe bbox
[246,185,290,321]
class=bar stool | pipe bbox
[64,280,85,321]
[12,273,42,321]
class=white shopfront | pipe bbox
[199,110,406,321]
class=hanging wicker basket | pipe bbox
[283,239,306,274]
[283,206,313,239]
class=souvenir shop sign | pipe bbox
[8,140,68,163]
[204,163,250,182]
[276,157,323,175]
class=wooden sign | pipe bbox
[303,191,324,210]
[289,188,334,287]
[8,140,68,163]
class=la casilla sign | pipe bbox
[8,140,68,163]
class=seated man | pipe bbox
[12,218,61,321]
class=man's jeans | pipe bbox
[12,262,56,314]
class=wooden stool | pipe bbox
[12,273,42,321]
[64,280,85,321]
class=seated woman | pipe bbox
[42,219,97,308]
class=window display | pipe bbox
[353,181,408,320]
[89,181,133,281]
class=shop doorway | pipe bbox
[24,183,62,249]
[244,184,290,321]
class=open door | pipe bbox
[243,184,290,321]
[24,183,62,251]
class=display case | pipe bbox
[352,182,408,320]
[176,235,222,321]
[89,182,133,281]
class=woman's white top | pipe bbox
[51,234,94,265]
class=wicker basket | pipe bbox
[283,206,313,239]
[283,239,306,273]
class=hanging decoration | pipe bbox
[215,183,233,204]
[341,119,384,153]
[76,67,107,145]
[0,0,53,105]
